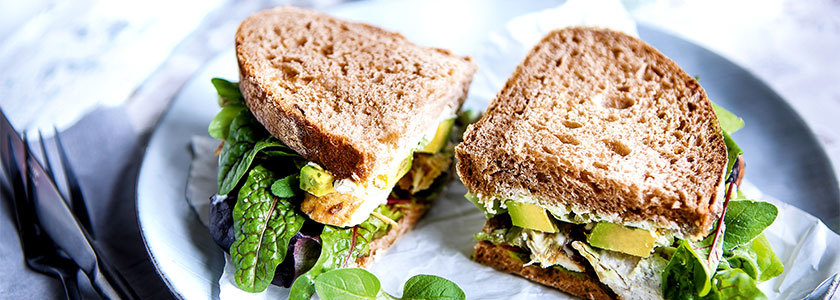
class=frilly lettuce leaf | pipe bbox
[726,234,784,282]
[706,268,768,300]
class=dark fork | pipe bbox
[38,129,95,238]
[3,134,82,300]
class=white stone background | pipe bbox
[1,0,837,174]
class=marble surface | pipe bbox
[0,0,838,298]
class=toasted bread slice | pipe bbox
[236,7,477,184]
[456,27,727,240]
[473,241,614,300]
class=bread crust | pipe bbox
[236,7,476,182]
[473,241,614,300]
[456,27,727,240]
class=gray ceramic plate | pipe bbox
[136,1,840,299]
[638,26,840,230]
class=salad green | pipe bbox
[290,206,401,299]
[659,102,782,299]
[722,200,778,249]
[230,166,305,292]
[313,268,465,300]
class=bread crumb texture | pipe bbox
[456,27,727,240]
[237,7,476,181]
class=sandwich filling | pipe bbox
[300,105,458,227]
[469,103,783,300]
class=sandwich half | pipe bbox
[206,7,477,297]
[456,27,782,299]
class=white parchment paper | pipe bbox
[185,0,840,298]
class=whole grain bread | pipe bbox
[473,241,614,300]
[456,27,727,240]
[236,7,477,182]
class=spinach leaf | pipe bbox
[311,269,466,300]
[749,234,784,281]
[218,110,266,194]
[727,234,783,281]
[402,274,466,300]
[465,193,505,217]
[288,226,345,300]
[711,102,744,175]
[707,269,767,300]
[661,237,722,299]
[271,175,301,198]
[711,102,744,135]
[455,109,481,126]
[473,226,525,248]
[314,268,381,300]
[289,206,399,299]
[723,131,743,176]
[208,104,246,140]
[211,78,244,106]
[230,166,304,292]
[219,126,299,194]
[723,200,778,249]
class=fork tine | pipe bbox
[53,126,95,238]
[37,130,55,183]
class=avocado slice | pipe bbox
[373,155,414,189]
[587,222,656,257]
[299,164,335,197]
[394,155,413,181]
[506,201,558,233]
[418,118,455,154]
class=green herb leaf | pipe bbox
[217,110,266,194]
[727,234,783,281]
[217,111,300,194]
[211,78,244,107]
[465,193,505,217]
[473,227,525,248]
[271,175,300,198]
[455,109,481,126]
[402,274,466,300]
[723,200,778,249]
[723,131,743,176]
[289,206,400,299]
[707,269,768,300]
[749,234,784,281]
[208,104,246,140]
[313,268,381,300]
[230,165,304,292]
[711,102,744,135]
[711,102,744,175]
[661,237,723,298]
